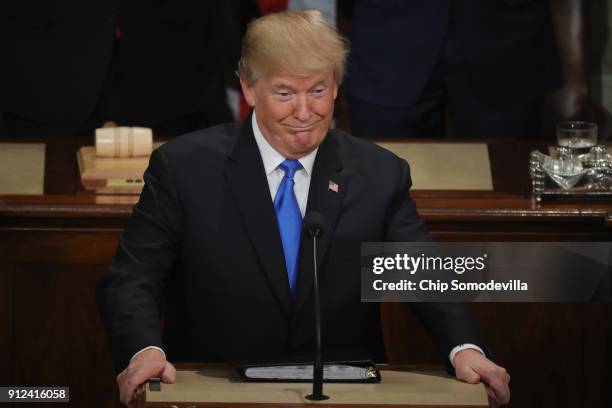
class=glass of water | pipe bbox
[556,121,598,156]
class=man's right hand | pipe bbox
[117,348,176,407]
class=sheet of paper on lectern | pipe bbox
[0,143,45,195]
[244,364,378,381]
[376,142,493,190]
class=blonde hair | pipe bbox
[238,9,348,84]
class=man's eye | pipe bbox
[275,91,291,99]
[312,88,326,95]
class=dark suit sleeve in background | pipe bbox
[97,147,183,373]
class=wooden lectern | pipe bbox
[136,365,488,408]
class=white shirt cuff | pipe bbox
[449,344,485,368]
[130,346,166,363]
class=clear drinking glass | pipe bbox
[556,121,598,156]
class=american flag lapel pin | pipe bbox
[328,180,339,193]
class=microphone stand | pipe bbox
[305,229,329,401]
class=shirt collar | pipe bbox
[251,110,318,176]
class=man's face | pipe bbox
[240,69,338,159]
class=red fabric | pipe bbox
[114,25,123,39]
[239,94,253,121]
[257,0,288,15]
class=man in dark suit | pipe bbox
[342,0,560,139]
[97,10,510,407]
[0,0,232,138]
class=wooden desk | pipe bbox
[137,365,488,408]
[0,138,610,408]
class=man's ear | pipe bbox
[239,78,256,107]
[332,82,339,100]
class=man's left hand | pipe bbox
[453,348,510,406]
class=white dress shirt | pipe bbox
[251,110,317,217]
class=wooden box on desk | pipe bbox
[77,144,161,194]
[137,364,488,408]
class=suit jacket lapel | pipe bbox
[294,131,347,313]
[224,118,293,317]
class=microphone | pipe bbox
[303,212,329,401]
[303,211,326,239]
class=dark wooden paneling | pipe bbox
[480,304,585,408]
[382,303,609,408]
[12,262,120,408]
[583,304,612,408]
[14,231,119,264]
[44,137,79,195]
[3,230,122,407]
[0,234,14,386]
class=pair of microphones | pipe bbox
[302,212,328,401]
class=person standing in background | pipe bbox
[342,0,561,139]
[0,0,233,139]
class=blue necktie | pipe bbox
[274,159,302,296]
